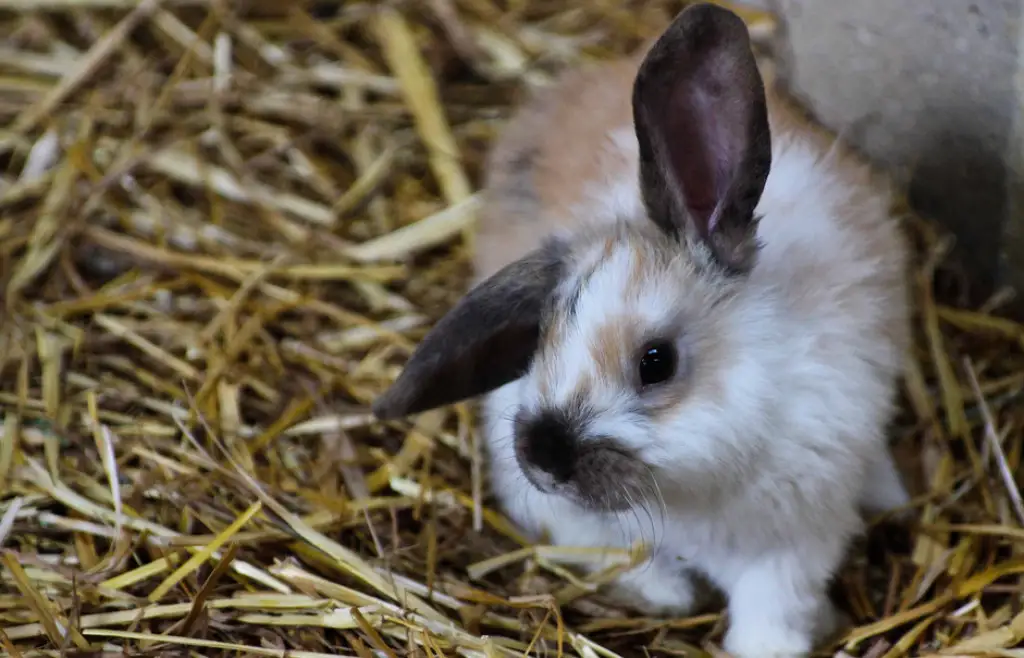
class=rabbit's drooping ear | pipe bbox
[372,239,568,420]
[632,3,771,274]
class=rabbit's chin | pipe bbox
[516,442,658,514]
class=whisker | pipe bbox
[644,465,669,554]
[623,486,647,558]
[630,484,659,575]
[609,488,630,549]
[637,494,659,560]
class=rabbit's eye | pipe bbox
[638,341,677,386]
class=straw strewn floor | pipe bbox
[1,2,1023,657]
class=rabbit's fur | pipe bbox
[374,5,911,657]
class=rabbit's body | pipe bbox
[375,6,910,657]
[479,72,909,651]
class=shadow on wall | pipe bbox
[907,128,1008,299]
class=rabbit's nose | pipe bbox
[515,409,579,484]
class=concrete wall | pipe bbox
[750,0,1024,302]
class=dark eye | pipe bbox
[638,341,677,387]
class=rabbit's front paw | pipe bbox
[722,622,813,658]
[603,561,699,618]
[722,552,840,658]
[722,602,846,658]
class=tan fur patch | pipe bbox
[602,236,617,260]
[626,240,652,299]
[588,316,630,384]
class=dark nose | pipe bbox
[515,409,578,483]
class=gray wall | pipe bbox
[756,0,1024,302]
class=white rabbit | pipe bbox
[373,4,911,657]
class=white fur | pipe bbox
[480,128,910,658]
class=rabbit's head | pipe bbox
[374,4,775,511]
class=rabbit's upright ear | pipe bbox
[372,239,568,420]
[632,3,771,274]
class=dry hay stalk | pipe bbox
[0,2,1022,658]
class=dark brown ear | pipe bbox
[632,3,771,274]
[372,240,567,420]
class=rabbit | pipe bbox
[372,4,911,657]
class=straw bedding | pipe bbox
[1,1,1023,657]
